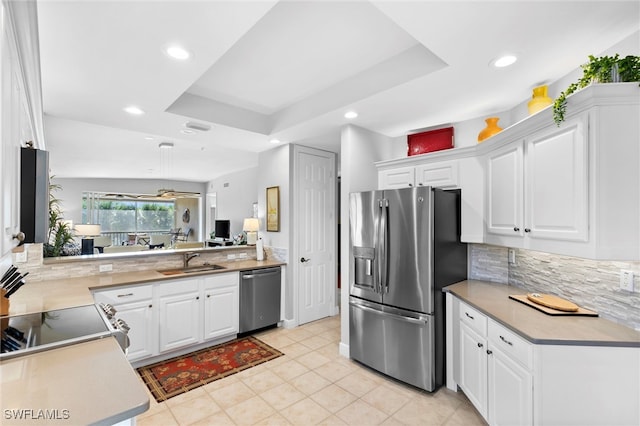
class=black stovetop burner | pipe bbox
[1,305,111,358]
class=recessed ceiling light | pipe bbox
[269,139,281,144]
[165,45,191,60]
[491,55,518,68]
[181,129,196,135]
[124,105,144,115]
[144,136,155,141]
[344,111,358,119]
[158,142,174,149]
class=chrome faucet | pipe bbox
[183,251,200,268]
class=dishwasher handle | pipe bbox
[242,270,281,279]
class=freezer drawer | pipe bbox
[349,297,435,391]
[239,268,281,333]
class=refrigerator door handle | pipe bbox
[350,300,429,325]
[380,198,390,294]
[375,199,383,294]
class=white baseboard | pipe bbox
[330,304,340,317]
[282,318,297,329]
[339,342,349,358]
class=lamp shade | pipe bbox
[243,218,259,232]
[75,224,102,237]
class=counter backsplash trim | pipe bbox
[12,244,263,282]
[469,244,640,330]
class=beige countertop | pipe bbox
[5,259,286,316]
[0,259,285,425]
[0,338,149,425]
[445,280,640,348]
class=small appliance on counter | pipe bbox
[1,303,130,360]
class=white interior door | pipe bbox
[295,146,336,325]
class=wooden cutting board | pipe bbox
[509,294,598,317]
[526,293,578,311]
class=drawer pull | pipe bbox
[513,227,520,232]
[487,349,493,355]
[500,335,513,346]
[465,312,475,320]
[477,342,483,348]
[117,293,134,298]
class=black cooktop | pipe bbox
[1,305,109,357]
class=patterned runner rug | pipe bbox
[137,336,283,402]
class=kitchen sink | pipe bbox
[158,264,226,276]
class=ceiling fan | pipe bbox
[155,188,201,198]
[102,190,200,200]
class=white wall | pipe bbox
[206,167,258,238]
[339,124,394,356]
[257,145,290,249]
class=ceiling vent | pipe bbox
[184,121,211,132]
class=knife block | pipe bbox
[0,289,9,316]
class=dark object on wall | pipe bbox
[20,147,49,243]
[407,127,454,156]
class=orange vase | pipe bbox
[477,117,503,142]
[527,85,552,115]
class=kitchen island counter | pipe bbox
[5,259,285,316]
[445,280,640,347]
[0,337,149,425]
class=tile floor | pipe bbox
[136,315,486,425]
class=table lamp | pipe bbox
[243,218,259,245]
[75,224,102,255]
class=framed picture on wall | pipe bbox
[266,186,280,232]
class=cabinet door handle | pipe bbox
[196,296,200,300]
[513,227,520,232]
[408,183,413,187]
[148,304,152,308]
[500,335,513,346]
[117,293,134,298]
[524,228,531,233]
[207,294,210,298]
[465,312,474,320]
[487,349,493,355]
[477,342,483,348]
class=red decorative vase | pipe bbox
[478,117,503,143]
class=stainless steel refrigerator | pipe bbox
[349,186,467,391]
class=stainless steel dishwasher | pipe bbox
[239,267,281,333]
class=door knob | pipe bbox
[300,257,310,263]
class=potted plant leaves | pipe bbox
[553,54,640,126]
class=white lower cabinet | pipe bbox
[457,300,533,426]
[158,278,201,353]
[459,322,488,418]
[93,284,156,362]
[93,271,240,363]
[203,274,239,340]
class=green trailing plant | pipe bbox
[43,178,74,257]
[553,54,640,126]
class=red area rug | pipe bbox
[137,336,283,402]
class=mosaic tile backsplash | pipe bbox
[469,244,640,330]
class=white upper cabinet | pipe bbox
[378,83,638,260]
[376,147,484,244]
[525,116,587,242]
[485,113,588,247]
[482,84,638,259]
[378,160,460,189]
[486,141,524,238]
